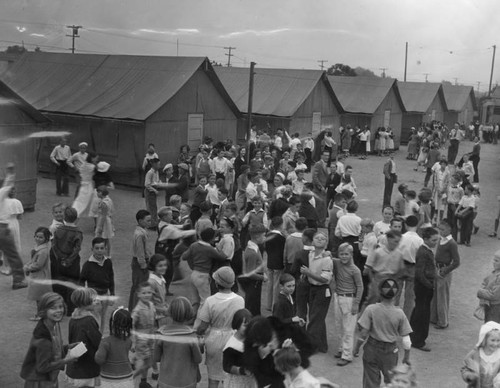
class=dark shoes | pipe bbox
[337,358,351,366]
[334,352,342,359]
[12,281,28,290]
[489,233,497,238]
[412,344,431,352]
[473,226,479,235]
[434,324,448,330]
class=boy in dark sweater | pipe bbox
[265,216,286,311]
[50,206,83,315]
[240,224,267,316]
[181,228,227,315]
[80,237,115,330]
[272,273,306,326]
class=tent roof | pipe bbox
[0,79,49,124]
[442,84,477,112]
[398,82,448,113]
[215,67,343,117]
[327,76,405,114]
[1,52,236,121]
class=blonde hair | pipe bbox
[71,287,97,308]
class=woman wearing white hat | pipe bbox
[88,161,114,223]
[72,153,98,217]
[197,267,244,388]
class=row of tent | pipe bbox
[0,52,477,196]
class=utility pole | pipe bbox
[488,44,496,97]
[246,62,256,164]
[380,68,387,78]
[404,41,408,82]
[423,73,430,82]
[224,46,236,67]
[66,25,82,54]
[176,39,179,56]
[453,77,458,85]
[477,81,481,93]
[317,60,328,70]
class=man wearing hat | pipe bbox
[67,142,88,197]
[158,163,178,206]
[49,137,71,196]
[356,278,412,388]
[176,163,190,203]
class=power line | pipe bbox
[224,46,236,67]
[66,25,82,54]
[317,59,328,70]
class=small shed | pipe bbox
[1,52,239,186]
[327,76,406,147]
[0,80,50,209]
[398,82,448,143]
[442,84,477,126]
[215,67,343,141]
[481,86,500,123]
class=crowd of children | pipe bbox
[8,121,499,388]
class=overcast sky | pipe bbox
[1,0,498,92]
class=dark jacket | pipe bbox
[265,231,286,270]
[66,310,102,379]
[20,320,67,383]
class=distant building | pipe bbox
[215,67,343,142]
[1,52,239,186]
[0,80,50,209]
[398,82,448,143]
[442,84,477,126]
[480,86,500,124]
[328,76,406,148]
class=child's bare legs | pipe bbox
[209,379,220,388]
[104,239,110,256]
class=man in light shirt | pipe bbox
[335,200,363,273]
[0,164,27,290]
[67,142,89,197]
[398,215,424,319]
[50,137,72,196]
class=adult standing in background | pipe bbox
[144,158,160,227]
[382,155,397,208]
[430,220,460,329]
[311,150,330,227]
[447,123,464,165]
[49,137,71,197]
[469,136,481,183]
[67,142,88,197]
[410,227,440,352]
[0,164,27,290]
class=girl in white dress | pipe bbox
[73,153,98,217]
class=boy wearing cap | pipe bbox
[356,278,412,388]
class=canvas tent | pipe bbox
[215,67,343,142]
[327,76,406,148]
[442,84,477,126]
[0,52,239,186]
[398,82,448,143]
[0,80,50,209]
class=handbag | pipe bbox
[473,305,485,321]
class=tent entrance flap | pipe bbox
[187,113,204,154]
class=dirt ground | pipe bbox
[1,140,499,387]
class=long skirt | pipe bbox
[72,182,95,217]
